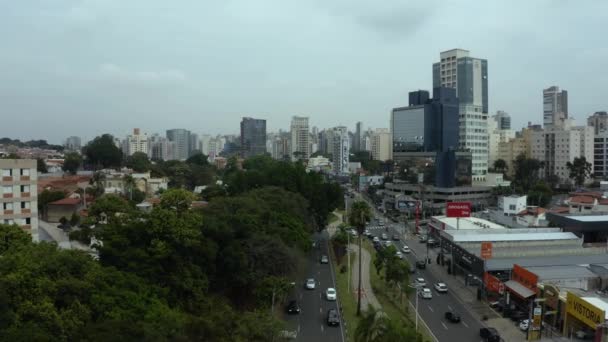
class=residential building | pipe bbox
[494,110,511,130]
[149,134,176,161]
[200,135,212,155]
[370,128,391,161]
[488,114,515,168]
[190,133,200,154]
[353,122,363,152]
[593,129,608,178]
[270,131,290,161]
[166,129,191,160]
[240,117,267,158]
[588,111,608,135]
[497,127,534,177]
[64,136,81,151]
[531,124,594,184]
[433,49,489,180]
[124,128,149,156]
[391,87,471,187]
[543,86,568,129]
[0,159,38,241]
[290,116,310,161]
[331,126,349,174]
[307,156,331,172]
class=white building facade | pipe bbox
[331,127,349,174]
[290,116,310,161]
[124,128,149,156]
[370,128,391,161]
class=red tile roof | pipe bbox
[550,207,570,213]
[599,198,608,205]
[518,207,547,216]
[48,197,81,206]
[569,191,602,199]
[569,196,596,204]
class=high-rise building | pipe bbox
[190,134,200,155]
[494,110,511,130]
[290,116,310,161]
[64,136,81,152]
[593,130,608,178]
[149,134,176,161]
[497,126,535,177]
[391,87,471,187]
[124,128,149,156]
[353,122,363,152]
[331,126,349,174]
[240,117,267,158]
[370,128,391,161]
[543,86,568,129]
[587,111,608,135]
[433,49,489,181]
[488,114,515,167]
[1,159,38,241]
[270,131,291,161]
[166,129,191,161]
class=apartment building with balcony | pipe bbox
[1,159,38,241]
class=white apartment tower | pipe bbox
[290,116,310,161]
[1,159,38,241]
[433,49,489,181]
[488,113,515,167]
[125,128,149,156]
[331,126,349,174]
[370,128,391,161]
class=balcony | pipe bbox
[20,192,30,198]
[2,193,12,198]
[2,176,12,181]
[20,176,30,181]
[21,208,31,214]
[3,210,13,215]
[21,225,31,232]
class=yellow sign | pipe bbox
[566,292,605,328]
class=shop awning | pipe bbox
[504,280,535,299]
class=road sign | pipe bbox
[481,241,492,259]
[446,202,471,218]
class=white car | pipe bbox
[401,245,410,253]
[305,278,316,290]
[415,277,426,287]
[519,319,544,331]
[384,241,392,247]
[434,282,448,293]
[419,288,432,299]
[326,288,337,301]
[395,251,403,259]
[372,236,380,243]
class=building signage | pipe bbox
[446,202,471,218]
[566,292,605,328]
[484,272,504,294]
[533,306,542,329]
[513,264,538,292]
[481,242,492,259]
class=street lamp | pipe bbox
[409,284,422,333]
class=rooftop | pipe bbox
[432,216,504,230]
[526,265,598,281]
[564,215,608,223]
[48,197,81,206]
[486,254,608,271]
[445,230,577,243]
[581,297,608,320]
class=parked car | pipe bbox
[480,327,501,342]
[395,251,403,259]
[416,260,426,269]
[489,299,505,311]
[510,310,527,322]
[327,309,340,326]
[392,234,400,241]
[305,278,316,290]
[419,288,432,299]
[401,245,411,253]
[326,288,337,301]
[384,241,392,247]
[444,311,461,323]
[419,235,428,243]
[519,319,546,331]
[320,255,329,264]
[381,233,388,240]
[286,300,300,314]
[364,229,371,236]
[427,239,438,247]
[373,236,380,243]
[414,277,426,287]
[434,282,448,293]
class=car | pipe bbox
[444,311,461,323]
[286,300,300,314]
[409,264,416,274]
[402,245,411,253]
[419,288,432,299]
[327,309,340,326]
[384,241,392,247]
[489,299,505,311]
[519,319,546,331]
[326,288,337,301]
[480,327,501,342]
[364,229,371,236]
[373,236,380,243]
[434,282,448,293]
[427,239,438,247]
[395,251,403,259]
[419,235,428,243]
[381,233,388,240]
[278,330,298,339]
[320,255,329,264]
[416,260,426,269]
[392,234,400,241]
[414,277,426,287]
[305,278,316,290]
[509,310,527,322]
[378,220,385,226]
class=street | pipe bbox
[285,230,345,342]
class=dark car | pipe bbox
[480,327,501,342]
[286,300,300,314]
[444,311,461,323]
[509,310,527,322]
[327,309,340,326]
[427,239,439,247]
[392,234,400,241]
[416,260,426,269]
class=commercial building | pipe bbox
[290,116,310,161]
[166,129,191,160]
[331,126,349,174]
[587,111,608,135]
[370,128,391,161]
[494,110,511,130]
[593,129,608,178]
[240,117,267,158]
[497,126,535,177]
[353,122,363,152]
[543,86,568,129]
[149,134,176,161]
[498,195,527,215]
[124,128,149,156]
[488,114,515,168]
[64,136,82,151]
[433,49,489,180]
[0,159,38,241]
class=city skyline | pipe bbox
[2,1,608,144]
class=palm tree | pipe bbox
[354,306,379,342]
[123,174,135,201]
[349,200,372,316]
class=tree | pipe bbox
[186,152,210,166]
[123,174,135,201]
[0,223,32,253]
[38,189,65,213]
[528,182,553,207]
[354,307,421,342]
[89,194,131,222]
[84,134,123,169]
[126,152,151,172]
[566,157,592,187]
[62,152,82,175]
[160,188,196,213]
[493,159,507,173]
[512,154,543,192]
[349,200,372,316]
[70,212,81,227]
[36,158,47,173]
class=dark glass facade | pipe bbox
[240,117,267,158]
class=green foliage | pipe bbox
[566,156,592,187]
[186,152,210,166]
[160,188,196,213]
[88,194,131,222]
[69,227,92,245]
[37,158,48,173]
[512,154,544,192]
[126,151,151,172]
[528,182,553,207]
[493,159,507,173]
[354,307,421,342]
[70,213,80,227]
[153,160,216,190]
[38,189,66,212]
[0,224,32,253]
[62,152,82,175]
[349,201,372,234]
[84,134,123,169]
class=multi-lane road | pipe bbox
[284,230,345,342]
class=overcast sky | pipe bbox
[1,0,606,144]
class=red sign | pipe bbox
[484,272,504,294]
[446,202,471,218]
[513,264,538,292]
[481,242,493,259]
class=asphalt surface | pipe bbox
[357,194,485,342]
[285,230,345,342]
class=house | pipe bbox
[46,197,82,222]
[516,206,547,227]
[564,191,608,214]
[498,195,527,216]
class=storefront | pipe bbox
[564,292,607,342]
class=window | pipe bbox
[2,169,11,177]
[25,218,31,225]
[509,204,516,210]
[20,168,30,176]
[2,185,12,195]
[20,185,30,193]
[3,202,13,210]
[21,202,30,209]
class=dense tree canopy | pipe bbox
[126,151,151,172]
[84,134,123,169]
[512,154,544,192]
[567,157,592,187]
[62,152,82,175]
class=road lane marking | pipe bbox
[462,321,469,328]
[298,324,301,333]
[321,324,324,333]
[448,305,452,311]
[427,305,434,312]
[441,322,448,330]
[319,293,322,300]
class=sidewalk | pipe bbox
[348,242,381,312]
